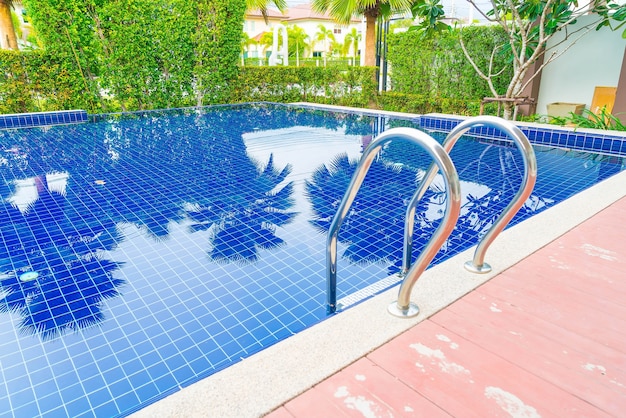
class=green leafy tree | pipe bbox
[259,30,275,60]
[22,0,102,111]
[241,31,257,64]
[437,0,624,119]
[312,0,413,67]
[596,2,626,38]
[314,24,336,66]
[287,24,309,66]
[333,39,347,57]
[97,0,196,110]
[343,27,361,64]
[194,0,247,105]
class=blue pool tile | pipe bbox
[574,135,584,148]
[221,340,245,357]
[181,345,203,363]
[0,111,88,129]
[171,365,194,384]
[121,359,144,377]
[11,387,37,408]
[237,333,263,352]
[157,342,179,361]
[611,139,622,152]
[593,137,603,150]
[205,349,228,368]
[82,374,106,394]
[28,367,55,386]
[3,374,31,393]
[146,362,170,381]
[188,356,211,376]
[135,382,159,403]
[155,374,180,394]
[166,353,187,370]
[197,337,219,353]
[65,397,92,417]
[36,392,63,413]
[109,379,133,398]
[140,350,162,368]
[92,398,119,417]
[115,392,141,414]
[12,402,40,418]
[59,382,85,405]
[128,370,152,391]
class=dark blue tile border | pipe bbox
[0,110,88,130]
[420,114,626,157]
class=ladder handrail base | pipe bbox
[388,301,420,318]
[464,261,492,274]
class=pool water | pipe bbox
[0,103,623,417]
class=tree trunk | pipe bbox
[502,102,514,120]
[0,0,18,50]
[364,8,378,67]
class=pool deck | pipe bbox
[267,184,626,417]
[133,150,626,417]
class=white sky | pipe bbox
[283,0,494,21]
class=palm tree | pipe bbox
[241,32,257,65]
[343,27,361,65]
[258,30,275,60]
[246,0,287,22]
[312,0,412,67]
[0,0,18,50]
[314,24,335,67]
[287,25,309,66]
[330,40,343,57]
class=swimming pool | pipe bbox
[0,103,624,417]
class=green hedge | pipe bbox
[231,66,377,108]
[377,91,484,115]
[0,50,98,114]
[0,52,378,114]
[387,26,513,100]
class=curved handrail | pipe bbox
[326,127,461,317]
[402,116,537,275]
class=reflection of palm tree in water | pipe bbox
[187,154,297,263]
[307,145,553,274]
[306,154,424,264]
[450,145,553,252]
[0,175,124,339]
[451,145,519,248]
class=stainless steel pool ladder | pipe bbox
[326,116,537,318]
[326,128,462,317]
[402,116,537,276]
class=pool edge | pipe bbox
[130,154,626,415]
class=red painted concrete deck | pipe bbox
[266,196,626,417]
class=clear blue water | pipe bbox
[0,103,623,417]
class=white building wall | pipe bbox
[286,20,360,57]
[242,9,362,61]
[536,14,625,115]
